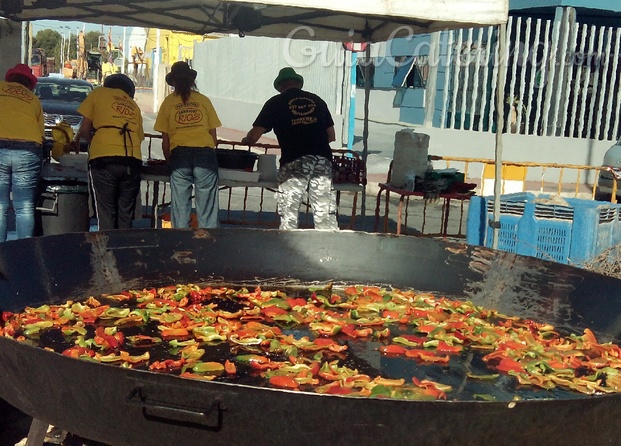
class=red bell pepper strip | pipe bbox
[379,344,407,355]
[404,349,450,364]
[416,324,439,334]
[343,286,360,296]
[159,328,190,340]
[324,385,353,395]
[261,306,288,318]
[62,347,96,358]
[269,375,299,389]
[412,377,449,400]
[496,357,525,374]
[224,360,237,375]
[285,297,307,308]
[382,310,402,320]
[436,341,463,354]
[340,324,372,338]
[149,358,186,371]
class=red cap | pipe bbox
[5,64,37,90]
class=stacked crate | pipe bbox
[467,192,621,266]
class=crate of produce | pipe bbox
[466,192,621,265]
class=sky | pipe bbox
[31,19,148,53]
[31,19,131,44]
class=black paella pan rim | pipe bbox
[0,228,620,445]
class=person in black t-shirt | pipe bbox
[241,67,339,230]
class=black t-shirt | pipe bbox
[253,88,334,165]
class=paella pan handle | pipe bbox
[126,387,226,431]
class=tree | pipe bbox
[84,31,103,52]
[33,29,61,60]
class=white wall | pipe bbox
[192,36,348,145]
[0,19,24,76]
[355,88,614,183]
[190,35,613,184]
[354,88,400,123]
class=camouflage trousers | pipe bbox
[277,155,339,230]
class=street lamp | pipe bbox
[59,25,70,70]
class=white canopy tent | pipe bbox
[2,0,509,242]
[2,1,507,42]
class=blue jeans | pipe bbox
[0,147,42,242]
[169,147,220,228]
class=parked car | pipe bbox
[34,76,94,140]
[595,137,621,201]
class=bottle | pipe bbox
[405,170,416,191]
[427,155,434,173]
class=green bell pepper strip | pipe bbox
[168,339,197,347]
[473,394,497,401]
[369,384,392,398]
[467,373,499,380]
[22,320,54,337]
[192,361,225,375]
[100,308,131,319]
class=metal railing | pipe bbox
[371,155,619,239]
[429,155,617,201]
[141,133,619,235]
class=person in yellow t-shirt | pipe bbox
[101,60,116,81]
[0,63,45,242]
[154,61,222,229]
[75,74,144,230]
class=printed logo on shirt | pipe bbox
[174,107,203,125]
[1,85,34,101]
[289,97,316,116]
[289,96,318,126]
[111,96,137,120]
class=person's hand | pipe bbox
[241,137,249,146]
[70,140,80,154]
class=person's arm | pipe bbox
[73,117,94,154]
[241,126,268,146]
[327,126,336,143]
[160,133,171,161]
[209,128,218,147]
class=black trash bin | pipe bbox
[35,180,90,236]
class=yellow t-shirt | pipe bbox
[102,62,116,77]
[77,87,144,160]
[154,90,221,150]
[0,81,45,144]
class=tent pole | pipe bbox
[360,42,371,228]
[492,22,508,250]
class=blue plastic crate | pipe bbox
[614,211,621,246]
[466,192,621,265]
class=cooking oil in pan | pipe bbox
[4,283,611,402]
